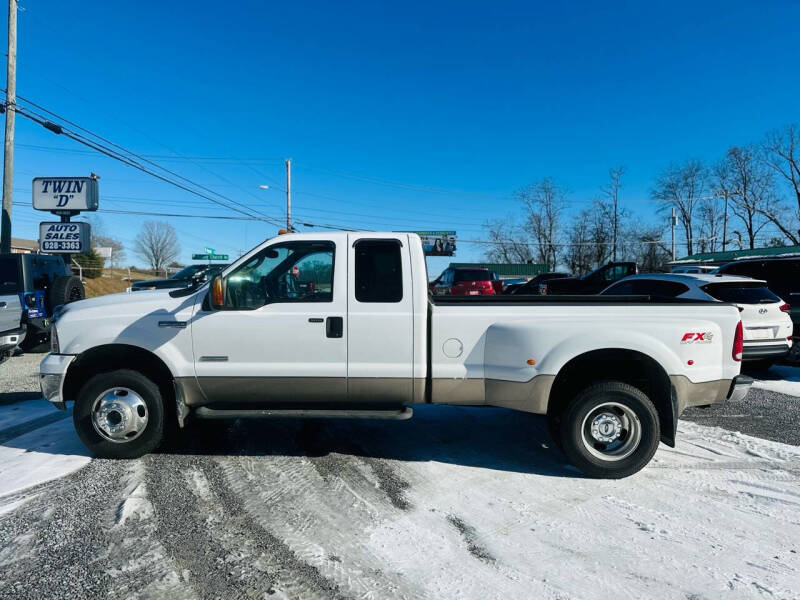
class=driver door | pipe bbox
[191,238,347,404]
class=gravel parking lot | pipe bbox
[1,354,799,599]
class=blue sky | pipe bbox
[4,0,800,274]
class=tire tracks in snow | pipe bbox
[144,452,348,600]
[0,459,123,600]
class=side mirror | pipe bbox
[210,275,225,309]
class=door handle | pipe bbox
[0,302,6,308]
[325,316,343,338]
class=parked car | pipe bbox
[509,272,571,295]
[542,262,637,295]
[714,257,800,337]
[498,277,528,294]
[670,265,717,274]
[42,232,750,479]
[601,273,793,365]
[131,263,229,292]
[429,267,497,296]
[0,253,84,353]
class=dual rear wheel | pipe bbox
[550,381,661,479]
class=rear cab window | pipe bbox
[354,240,403,302]
[702,282,781,304]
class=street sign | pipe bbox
[39,221,91,253]
[32,177,99,212]
[192,253,229,261]
[204,246,215,254]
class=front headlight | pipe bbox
[50,325,60,354]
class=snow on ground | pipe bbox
[751,364,800,396]
[218,409,800,599]
[1,398,799,598]
[0,400,90,511]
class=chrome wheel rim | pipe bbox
[580,401,641,462]
[91,387,149,443]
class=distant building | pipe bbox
[448,262,550,279]
[669,245,800,268]
[10,238,38,254]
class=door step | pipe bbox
[192,405,413,421]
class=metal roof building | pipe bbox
[669,245,800,267]
[448,262,550,278]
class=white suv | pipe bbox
[602,273,793,365]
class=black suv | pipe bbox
[0,253,85,355]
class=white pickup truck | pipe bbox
[40,232,752,478]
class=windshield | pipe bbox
[0,257,19,294]
[454,269,492,282]
[170,265,206,280]
[701,282,780,304]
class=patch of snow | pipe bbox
[0,407,90,499]
[223,408,800,600]
[0,399,55,430]
[751,365,800,396]
[116,462,153,526]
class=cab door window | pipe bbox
[223,241,335,309]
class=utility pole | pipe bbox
[285,158,292,232]
[670,207,677,261]
[0,0,17,254]
[721,192,729,252]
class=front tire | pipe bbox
[559,381,660,479]
[73,369,165,459]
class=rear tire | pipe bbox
[559,381,660,479]
[73,369,165,459]
[47,275,85,312]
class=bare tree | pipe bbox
[651,160,706,256]
[563,209,594,274]
[764,124,800,213]
[517,178,565,269]
[483,219,534,263]
[722,146,775,249]
[761,124,800,244]
[601,167,625,261]
[631,225,670,272]
[134,221,180,272]
[696,196,724,253]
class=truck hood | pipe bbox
[57,286,201,329]
[54,286,203,356]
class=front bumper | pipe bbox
[727,374,753,403]
[742,343,791,360]
[0,326,26,353]
[39,353,75,410]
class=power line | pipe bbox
[10,101,285,227]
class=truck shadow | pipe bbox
[162,404,581,478]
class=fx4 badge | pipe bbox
[681,332,713,344]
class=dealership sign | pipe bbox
[414,231,457,256]
[39,222,91,253]
[32,177,99,212]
